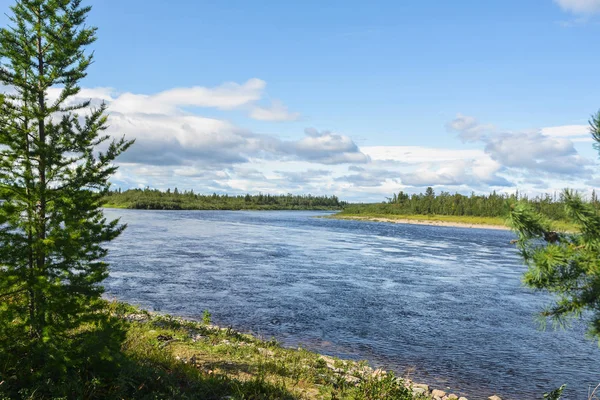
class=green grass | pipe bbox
[114,304,428,399]
[1,301,430,399]
[102,203,129,209]
[333,211,578,232]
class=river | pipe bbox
[103,209,599,399]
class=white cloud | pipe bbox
[53,82,600,201]
[287,128,370,164]
[363,146,484,163]
[58,83,359,168]
[110,79,266,115]
[541,124,593,143]
[555,0,600,14]
[249,100,300,121]
[445,114,494,142]
[541,124,589,137]
[447,115,594,178]
[356,146,511,188]
[73,79,300,122]
[484,131,588,175]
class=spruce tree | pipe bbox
[509,110,600,342]
[0,0,133,388]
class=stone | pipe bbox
[411,383,429,395]
[412,383,430,392]
[412,387,427,396]
[489,396,502,400]
[448,395,459,400]
[192,334,205,342]
[432,389,447,398]
[458,397,469,400]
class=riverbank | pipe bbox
[108,302,501,400]
[330,213,580,232]
[329,213,511,230]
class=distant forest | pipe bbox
[104,187,600,221]
[103,188,345,210]
[343,187,600,221]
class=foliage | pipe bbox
[510,190,600,340]
[0,0,132,393]
[202,309,212,325]
[543,384,566,400]
[343,188,595,222]
[103,188,345,210]
[508,111,600,342]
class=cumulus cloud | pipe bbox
[447,114,594,179]
[110,79,266,115]
[541,124,589,137]
[355,146,511,189]
[66,79,299,121]
[484,131,591,176]
[55,81,598,201]
[282,128,370,165]
[56,84,363,169]
[398,159,513,188]
[555,0,600,14]
[337,167,399,187]
[108,113,268,167]
[445,114,494,142]
[249,100,300,121]
[541,124,593,142]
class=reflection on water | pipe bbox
[103,209,599,400]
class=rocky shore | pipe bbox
[124,308,506,400]
[317,354,503,400]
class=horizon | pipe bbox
[2,0,600,202]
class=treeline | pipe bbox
[342,187,600,221]
[103,188,346,210]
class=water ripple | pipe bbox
[103,210,600,400]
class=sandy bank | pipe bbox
[331,215,511,231]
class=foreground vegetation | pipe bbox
[103,188,345,210]
[0,301,429,400]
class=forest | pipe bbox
[103,188,346,210]
[339,187,600,222]
[102,186,600,223]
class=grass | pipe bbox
[102,203,129,209]
[1,301,429,399]
[114,304,428,399]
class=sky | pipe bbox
[3,0,600,201]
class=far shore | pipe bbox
[330,214,511,231]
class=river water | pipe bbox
[103,209,598,399]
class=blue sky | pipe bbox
[3,0,600,201]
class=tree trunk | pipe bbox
[35,6,46,337]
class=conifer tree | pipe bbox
[509,110,600,342]
[0,0,133,385]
